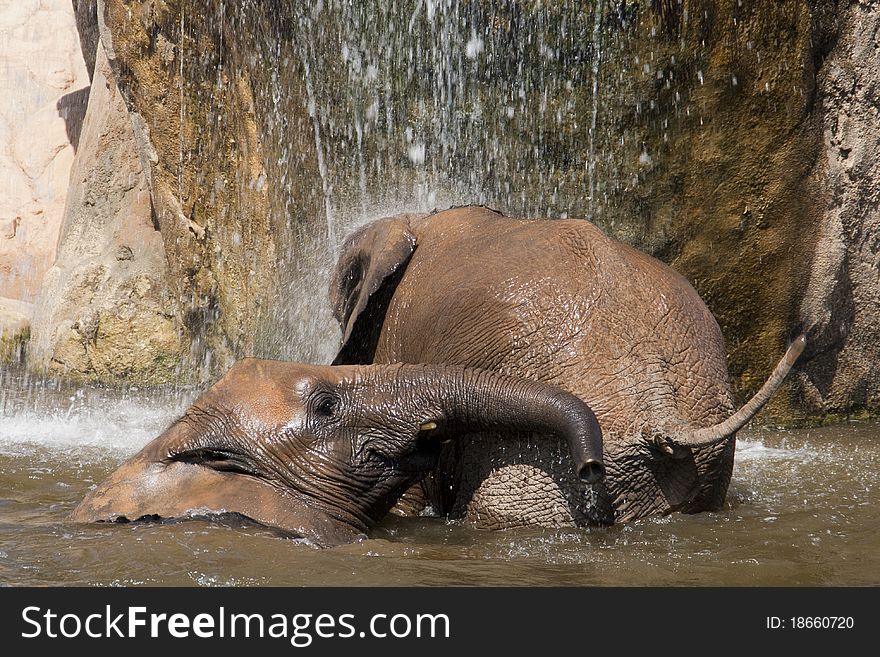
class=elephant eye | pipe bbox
[169,447,263,478]
[312,392,340,418]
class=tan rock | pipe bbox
[29,42,184,384]
[12,99,75,179]
[0,2,39,30]
[0,150,34,216]
[0,0,90,302]
[0,296,33,363]
[96,0,285,377]
[12,8,83,90]
[795,3,880,416]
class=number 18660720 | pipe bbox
[766,616,854,629]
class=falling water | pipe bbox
[178,4,186,201]
[239,0,623,363]
[587,0,604,215]
[298,27,335,244]
[3,0,878,586]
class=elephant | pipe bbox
[72,205,803,545]
[328,205,803,528]
[71,360,605,547]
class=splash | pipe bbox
[0,368,193,460]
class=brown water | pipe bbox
[1,367,878,586]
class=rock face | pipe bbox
[0,0,90,302]
[28,44,181,383]
[22,1,880,422]
[574,1,835,421]
[583,1,878,422]
[0,297,32,363]
[797,2,880,416]
[94,0,296,373]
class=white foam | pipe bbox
[0,396,190,459]
[735,437,815,463]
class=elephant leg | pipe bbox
[678,439,736,513]
[389,480,430,517]
[431,431,613,529]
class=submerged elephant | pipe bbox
[73,205,803,544]
[72,360,605,546]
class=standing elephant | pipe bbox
[329,205,803,528]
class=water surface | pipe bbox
[1,368,877,586]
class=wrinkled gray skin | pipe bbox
[72,360,605,546]
[330,206,804,528]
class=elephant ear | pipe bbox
[329,215,419,364]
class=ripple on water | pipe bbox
[1,369,879,585]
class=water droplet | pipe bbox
[407,143,426,165]
[465,33,484,60]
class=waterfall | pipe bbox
[249,1,616,362]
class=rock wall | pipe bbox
[797,1,880,417]
[17,1,880,423]
[583,1,834,421]
[28,42,182,383]
[93,0,304,373]
[0,0,89,303]
[582,1,878,422]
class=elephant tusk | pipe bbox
[419,421,438,431]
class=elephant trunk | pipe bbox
[671,334,806,448]
[398,365,605,484]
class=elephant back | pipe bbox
[371,208,736,443]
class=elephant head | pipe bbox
[71,359,604,546]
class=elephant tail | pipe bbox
[670,334,806,449]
